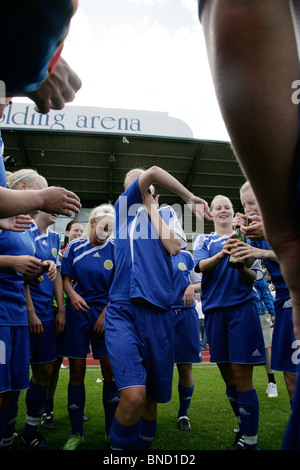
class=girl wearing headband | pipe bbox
[0,169,57,450]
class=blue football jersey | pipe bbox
[193,232,259,313]
[172,250,201,309]
[0,229,36,325]
[250,239,290,311]
[109,177,187,310]
[28,222,61,321]
[62,236,115,306]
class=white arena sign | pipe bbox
[0,103,193,139]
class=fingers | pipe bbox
[191,200,213,221]
[27,57,82,114]
[55,320,65,335]
[25,256,43,272]
[61,191,82,214]
[42,187,81,216]
[32,97,51,114]
[42,260,57,281]
[30,321,43,336]
[72,298,90,312]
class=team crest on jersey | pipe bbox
[104,259,114,270]
[178,262,186,271]
[52,248,58,258]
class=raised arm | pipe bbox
[138,166,212,221]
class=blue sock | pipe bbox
[43,398,54,414]
[24,380,47,435]
[3,391,20,448]
[102,380,120,435]
[110,416,141,450]
[226,385,240,423]
[178,382,194,418]
[0,411,7,449]
[237,389,259,450]
[134,417,157,450]
[68,383,85,436]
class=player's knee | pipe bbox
[119,386,146,423]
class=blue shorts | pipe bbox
[30,320,57,364]
[204,301,266,365]
[104,302,175,403]
[57,302,108,359]
[283,364,300,449]
[0,325,30,393]
[173,307,201,363]
[271,305,297,374]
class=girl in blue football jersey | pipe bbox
[59,204,119,450]
[18,209,64,449]
[105,166,211,450]
[42,218,85,430]
[0,170,56,449]
[172,249,201,432]
[194,195,265,450]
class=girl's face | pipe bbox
[67,223,84,242]
[93,216,113,242]
[211,196,234,227]
[38,211,58,226]
[240,189,260,216]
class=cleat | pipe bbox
[229,428,245,450]
[41,412,55,430]
[177,416,191,431]
[63,433,84,450]
[21,431,53,450]
[266,383,278,398]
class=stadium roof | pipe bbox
[1,127,246,234]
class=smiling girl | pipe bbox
[193,195,265,450]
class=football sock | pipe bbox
[134,417,157,450]
[237,389,259,450]
[110,416,141,450]
[43,398,54,415]
[68,383,85,436]
[102,379,120,435]
[24,380,47,435]
[0,411,6,448]
[3,391,19,448]
[226,385,240,423]
[267,373,276,384]
[178,382,194,417]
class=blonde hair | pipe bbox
[210,194,233,211]
[240,181,251,195]
[124,168,145,189]
[83,204,115,237]
[7,169,47,190]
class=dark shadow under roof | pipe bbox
[1,129,246,233]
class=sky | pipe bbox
[59,0,230,142]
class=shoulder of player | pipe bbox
[63,236,89,256]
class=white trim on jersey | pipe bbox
[73,239,110,265]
